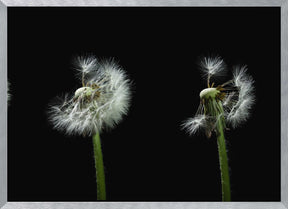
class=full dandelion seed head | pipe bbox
[183,55,255,137]
[48,56,132,136]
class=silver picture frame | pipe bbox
[0,0,287,208]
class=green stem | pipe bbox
[92,132,106,200]
[216,119,231,201]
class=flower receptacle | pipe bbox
[74,86,94,98]
[200,88,220,100]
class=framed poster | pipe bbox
[0,0,287,209]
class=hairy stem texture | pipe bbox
[92,133,106,200]
[216,118,231,201]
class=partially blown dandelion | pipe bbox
[182,55,255,201]
[48,56,132,200]
[49,56,131,136]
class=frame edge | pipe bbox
[281,0,288,207]
[0,1,286,209]
[0,0,8,208]
[0,0,287,7]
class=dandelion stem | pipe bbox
[92,132,106,200]
[82,72,85,86]
[216,118,231,201]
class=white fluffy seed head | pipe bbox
[183,58,255,137]
[226,65,255,128]
[48,56,132,136]
[74,55,98,74]
[182,115,207,135]
[198,55,227,79]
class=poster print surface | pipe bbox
[8,7,280,201]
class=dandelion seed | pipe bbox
[198,55,227,87]
[182,115,207,135]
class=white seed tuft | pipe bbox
[74,55,98,74]
[182,115,207,135]
[226,65,255,128]
[199,55,227,79]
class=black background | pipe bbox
[8,7,280,201]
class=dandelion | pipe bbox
[48,56,132,200]
[182,55,255,201]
